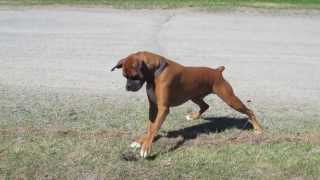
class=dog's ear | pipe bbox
[111,58,126,71]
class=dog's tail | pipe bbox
[217,66,225,73]
[216,66,225,80]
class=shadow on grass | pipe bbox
[147,116,253,160]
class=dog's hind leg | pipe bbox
[186,97,209,120]
[213,79,263,133]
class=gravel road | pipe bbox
[0,7,319,106]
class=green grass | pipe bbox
[2,134,320,179]
[1,0,320,9]
[1,85,320,179]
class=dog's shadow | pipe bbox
[147,116,253,160]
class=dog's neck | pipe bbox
[154,59,167,77]
[145,60,166,104]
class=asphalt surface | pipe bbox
[0,7,319,105]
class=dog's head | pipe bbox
[111,52,167,92]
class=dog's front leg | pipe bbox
[140,105,169,158]
[130,101,157,149]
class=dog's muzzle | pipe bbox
[126,79,144,92]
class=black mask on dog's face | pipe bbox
[125,75,145,92]
[111,55,150,92]
[124,60,149,91]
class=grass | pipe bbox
[1,0,320,9]
[1,85,320,179]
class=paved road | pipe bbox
[0,7,319,105]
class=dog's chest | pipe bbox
[146,83,156,104]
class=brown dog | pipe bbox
[111,51,263,158]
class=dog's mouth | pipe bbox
[126,79,144,92]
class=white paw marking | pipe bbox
[130,142,141,149]
[140,149,148,158]
[185,115,192,120]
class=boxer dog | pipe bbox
[111,51,263,158]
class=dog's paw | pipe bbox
[140,141,152,158]
[140,149,148,158]
[130,142,141,149]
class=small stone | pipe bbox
[120,150,139,161]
